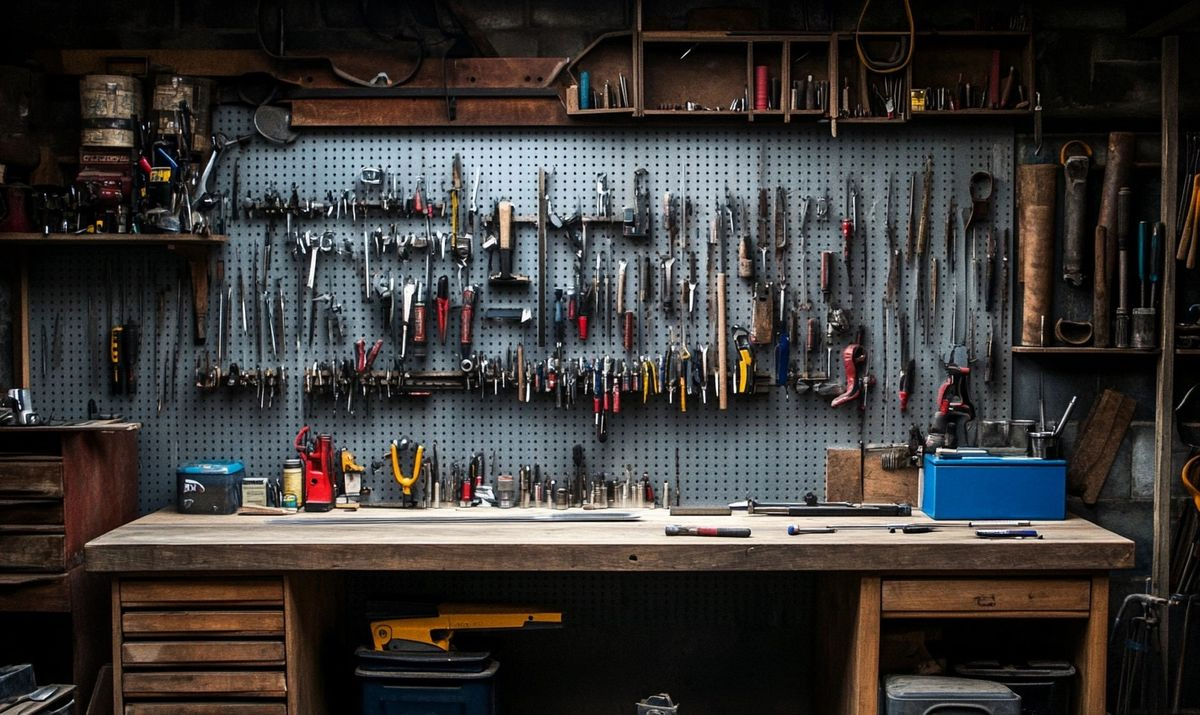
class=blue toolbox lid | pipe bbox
[178,460,245,475]
[928,453,1065,467]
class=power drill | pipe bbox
[924,346,975,451]
[294,426,337,512]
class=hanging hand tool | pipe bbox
[831,327,867,409]
[618,258,633,352]
[774,187,788,279]
[659,254,676,315]
[840,177,857,275]
[895,172,914,263]
[733,326,754,395]
[622,168,650,238]
[819,250,834,308]
[775,306,791,389]
[737,196,754,280]
[663,190,678,257]
[489,200,530,285]
[459,284,477,369]
[411,279,428,360]
[390,438,424,507]
[450,155,462,255]
[434,275,450,344]
[716,200,730,410]
[898,312,914,411]
[751,281,774,345]
[924,345,975,451]
[797,195,812,311]
[757,187,771,276]
[946,196,957,274]
[916,158,933,258]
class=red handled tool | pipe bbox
[435,275,450,344]
[294,426,337,512]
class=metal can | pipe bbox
[282,458,303,509]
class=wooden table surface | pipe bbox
[85,507,1135,574]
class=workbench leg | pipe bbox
[818,574,881,715]
[111,578,123,715]
[1074,575,1109,715]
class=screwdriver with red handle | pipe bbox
[435,275,450,344]
[898,312,914,411]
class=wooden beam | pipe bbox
[1132,0,1200,38]
[289,96,572,127]
[1153,34,1179,597]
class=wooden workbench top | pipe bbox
[84,507,1134,574]
[84,508,1132,575]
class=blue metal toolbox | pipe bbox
[921,453,1066,520]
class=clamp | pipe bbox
[390,438,425,504]
[733,326,754,395]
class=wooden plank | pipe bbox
[113,580,124,715]
[1067,389,1136,505]
[816,573,876,715]
[61,429,139,561]
[84,509,1136,574]
[825,447,919,504]
[125,704,287,715]
[0,533,65,570]
[120,579,283,607]
[122,671,286,698]
[881,578,1091,613]
[0,498,64,525]
[122,641,285,666]
[854,577,881,715]
[121,611,285,637]
[0,570,69,611]
[1074,575,1109,715]
[286,574,341,715]
[290,97,571,127]
[0,459,63,496]
[1154,34,1180,598]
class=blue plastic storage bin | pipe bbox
[921,454,1066,520]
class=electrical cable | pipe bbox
[854,0,914,75]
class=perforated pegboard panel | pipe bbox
[26,107,1013,513]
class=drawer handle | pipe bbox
[974,594,996,607]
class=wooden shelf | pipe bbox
[1176,348,1200,356]
[1011,346,1160,355]
[0,232,227,245]
[911,109,1033,118]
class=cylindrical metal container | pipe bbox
[80,74,142,149]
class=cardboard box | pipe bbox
[921,454,1066,520]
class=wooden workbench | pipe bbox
[87,508,1133,715]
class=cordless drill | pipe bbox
[295,426,337,512]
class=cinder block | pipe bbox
[539,30,592,59]
[456,0,528,31]
[1097,428,1133,501]
[532,0,624,30]
[1130,421,1156,500]
[1037,3,1125,30]
[488,30,539,58]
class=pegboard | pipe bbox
[25,107,1014,513]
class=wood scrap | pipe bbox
[1068,388,1136,505]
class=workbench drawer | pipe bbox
[120,578,285,607]
[881,578,1092,615]
[122,610,285,637]
[123,640,286,667]
[0,457,63,497]
[0,572,70,611]
[0,498,64,525]
[0,533,65,570]
[122,671,287,698]
[125,704,287,715]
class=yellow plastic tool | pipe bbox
[371,604,563,652]
[390,439,424,496]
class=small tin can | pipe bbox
[282,458,303,509]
